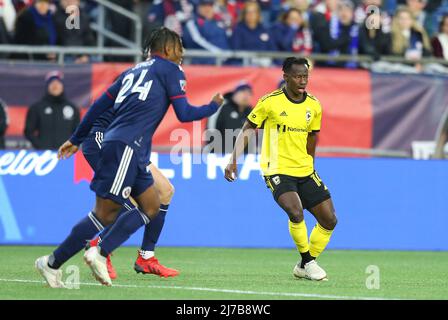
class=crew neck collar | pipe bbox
[282,88,307,104]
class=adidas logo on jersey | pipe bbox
[280,111,288,116]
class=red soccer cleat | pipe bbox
[88,237,117,280]
[134,254,180,278]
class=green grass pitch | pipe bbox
[0,246,447,300]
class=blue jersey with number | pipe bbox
[105,56,186,164]
[71,55,219,160]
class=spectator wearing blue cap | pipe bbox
[24,71,80,150]
[182,0,230,65]
[206,82,253,154]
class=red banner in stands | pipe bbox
[1,63,373,150]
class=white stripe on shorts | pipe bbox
[95,132,102,149]
[110,146,134,196]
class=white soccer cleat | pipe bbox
[304,260,327,281]
[84,246,112,286]
[293,261,307,279]
[35,255,65,288]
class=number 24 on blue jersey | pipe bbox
[115,69,153,103]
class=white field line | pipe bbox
[0,278,398,300]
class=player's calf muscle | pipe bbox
[136,186,160,220]
[151,164,175,205]
[157,181,174,205]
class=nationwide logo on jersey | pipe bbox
[306,109,312,123]
[179,80,187,92]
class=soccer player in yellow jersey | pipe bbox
[224,57,337,281]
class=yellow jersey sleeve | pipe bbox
[247,99,268,128]
[310,102,322,132]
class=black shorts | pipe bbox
[264,172,331,210]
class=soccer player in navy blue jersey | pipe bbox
[82,86,180,280]
[35,27,224,287]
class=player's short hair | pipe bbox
[282,57,310,73]
[142,27,182,59]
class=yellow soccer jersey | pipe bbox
[248,88,322,177]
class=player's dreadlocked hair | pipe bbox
[282,57,310,73]
[142,27,182,60]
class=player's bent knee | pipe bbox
[322,214,338,230]
[284,207,304,223]
[331,215,338,229]
[290,212,304,223]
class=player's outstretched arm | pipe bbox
[224,120,256,182]
[171,93,224,122]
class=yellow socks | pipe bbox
[309,223,333,258]
[288,220,310,253]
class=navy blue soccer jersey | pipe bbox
[71,55,219,167]
[104,57,185,164]
[91,107,114,134]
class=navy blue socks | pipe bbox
[49,212,104,269]
[141,204,169,251]
[99,208,150,257]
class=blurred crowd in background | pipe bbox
[0,0,448,67]
[1,1,448,153]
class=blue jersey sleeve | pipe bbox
[171,98,220,123]
[164,64,220,122]
[69,79,122,145]
[165,63,187,100]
